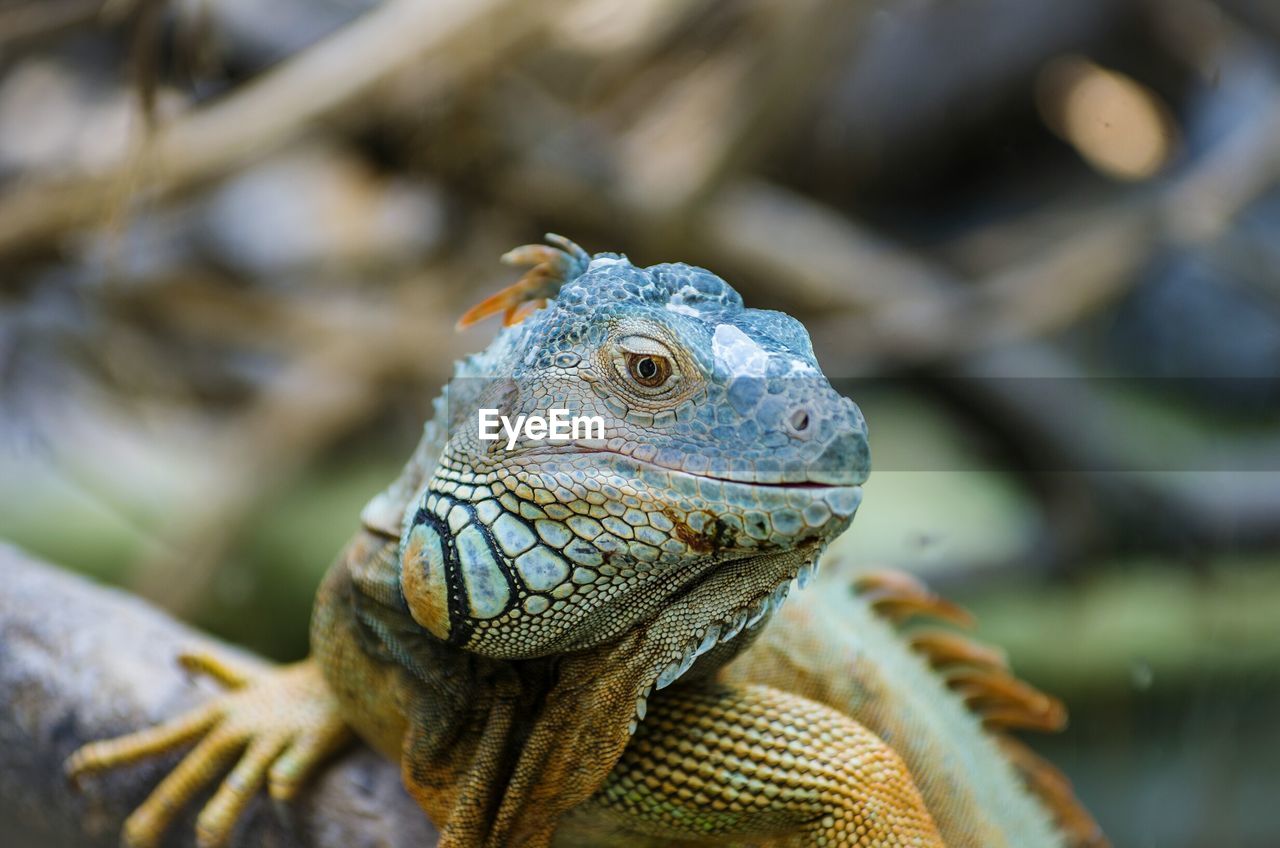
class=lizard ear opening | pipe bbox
[456,234,591,330]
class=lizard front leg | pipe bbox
[580,682,943,847]
[66,656,351,848]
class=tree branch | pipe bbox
[0,542,438,848]
[0,0,543,258]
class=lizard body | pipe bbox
[68,237,1105,848]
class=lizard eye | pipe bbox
[613,334,681,395]
[625,353,671,388]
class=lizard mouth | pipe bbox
[709,478,841,490]
[522,446,866,493]
[596,451,865,521]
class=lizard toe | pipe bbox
[178,650,256,689]
[121,729,243,848]
[66,703,217,783]
[194,734,290,848]
[267,725,350,802]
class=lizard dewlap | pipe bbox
[68,236,1104,848]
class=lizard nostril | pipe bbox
[787,408,810,435]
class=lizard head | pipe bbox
[400,237,869,667]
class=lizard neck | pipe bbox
[313,529,550,800]
[316,520,793,788]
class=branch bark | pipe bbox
[0,542,438,848]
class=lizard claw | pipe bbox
[66,658,350,848]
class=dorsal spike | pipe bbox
[908,629,1009,671]
[856,571,1065,726]
[456,234,592,330]
[544,232,591,266]
[996,736,1113,848]
[853,570,974,628]
[945,668,1068,733]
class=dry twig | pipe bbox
[0,0,545,256]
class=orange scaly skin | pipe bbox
[718,569,1107,848]
[66,237,1103,848]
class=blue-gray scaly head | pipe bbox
[400,237,869,662]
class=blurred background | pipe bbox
[1,0,1279,845]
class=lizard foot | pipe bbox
[66,654,351,848]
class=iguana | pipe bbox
[67,236,1107,848]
